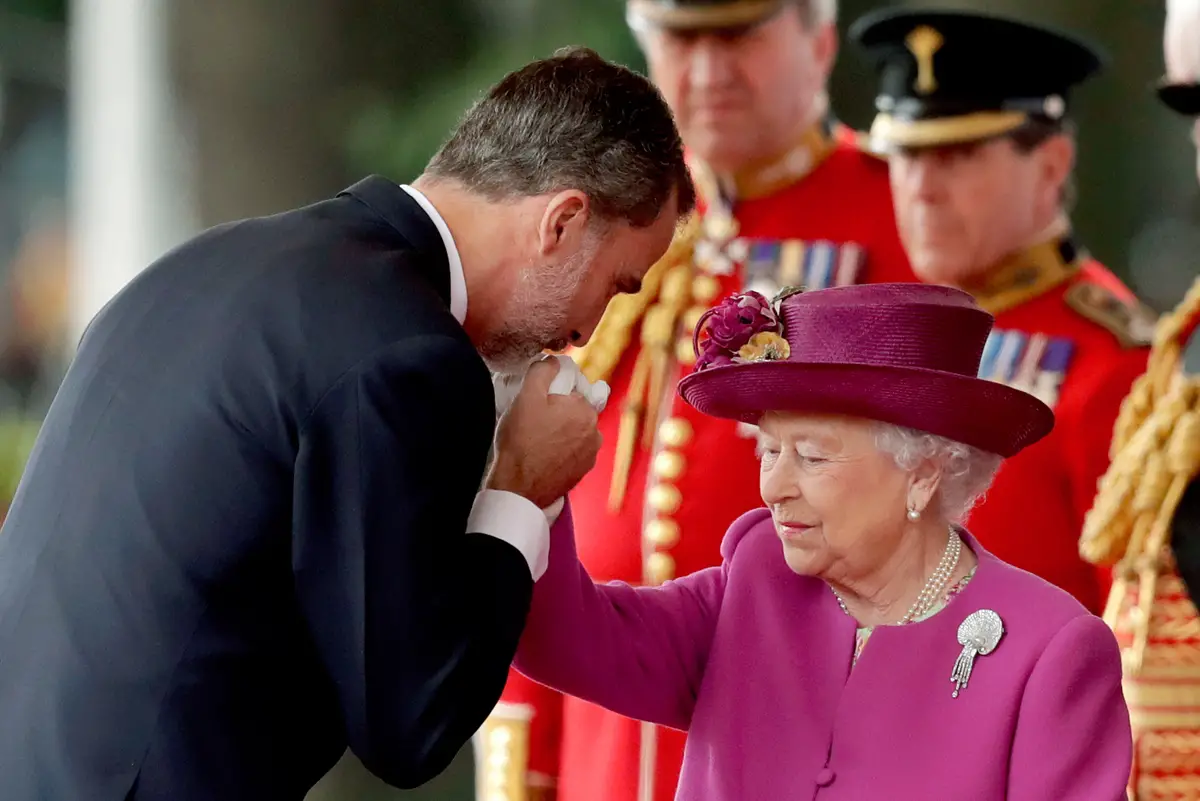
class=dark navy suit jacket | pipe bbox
[0,176,533,799]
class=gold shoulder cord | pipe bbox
[570,215,702,512]
[1081,277,1200,672]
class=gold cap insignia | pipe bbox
[905,25,944,96]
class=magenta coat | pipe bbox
[513,504,1133,800]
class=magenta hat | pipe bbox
[677,283,1054,457]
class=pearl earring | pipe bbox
[907,507,921,522]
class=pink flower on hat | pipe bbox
[694,291,784,371]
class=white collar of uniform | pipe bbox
[400,184,467,325]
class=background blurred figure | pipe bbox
[851,7,1153,615]
[1080,1,1200,797]
[483,1,915,799]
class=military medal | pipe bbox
[951,609,1004,698]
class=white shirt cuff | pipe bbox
[469,490,551,581]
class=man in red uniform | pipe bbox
[478,2,913,800]
[847,8,1155,615]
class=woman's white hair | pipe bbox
[873,423,1003,524]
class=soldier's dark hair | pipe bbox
[425,46,696,228]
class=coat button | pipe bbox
[815,768,835,787]
[659,418,693,448]
[652,450,686,481]
[645,552,676,585]
[647,483,683,514]
[644,519,681,548]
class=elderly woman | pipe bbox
[514,283,1132,800]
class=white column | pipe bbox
[67,0,195,349]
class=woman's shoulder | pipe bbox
[970,541,1114,650]
[718,508,775,562]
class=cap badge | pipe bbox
[1043,94,1066,119]
[905,25,944,96]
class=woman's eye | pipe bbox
[756,445,779,462]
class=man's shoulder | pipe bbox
[1061,260,1158,350]
[821,131,892,184]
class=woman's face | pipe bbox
[757,412,917,581]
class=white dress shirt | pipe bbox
[400,184,550,581]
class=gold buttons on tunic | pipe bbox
[645,552,676,585]
[647,483,683,515]
[658,418,693,448]
[644,519,681,549]
[653,450,686,481]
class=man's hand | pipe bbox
[488,358,601,509]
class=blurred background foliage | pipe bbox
[342,0,647,182]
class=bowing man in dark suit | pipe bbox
[0,46,695,801]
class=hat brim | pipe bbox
[868,111,1029,150]
[626,0,784,31]
[1157,80,1200,116]
[678,361,1054,457]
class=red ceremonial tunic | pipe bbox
[960,239,1153,615]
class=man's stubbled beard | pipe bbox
[478,248,590,488]
[480,242,592,376]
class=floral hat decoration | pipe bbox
[693,286,804,371]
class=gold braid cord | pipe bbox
[1080,277,1200,801]
[568,215,702,512]
[569,214,701,385]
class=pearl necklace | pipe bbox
[832,529,963,626]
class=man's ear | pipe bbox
[1038,133,1075,212]
[812,21,839,84]
[538,190,590,256]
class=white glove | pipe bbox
[492,354,609,524]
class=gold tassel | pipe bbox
[598,223,703,512]
[609,350,652,513]
[1083,276,1200,679]
[1081,278,1200,566]
[571,215,701,385]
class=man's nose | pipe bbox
[904,150,949,200]
[570,323,596,348]
[687,37,737,90]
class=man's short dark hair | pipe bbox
[425,46,696,228]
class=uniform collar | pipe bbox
[688,118,837,206]
[965,223,1082,316]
